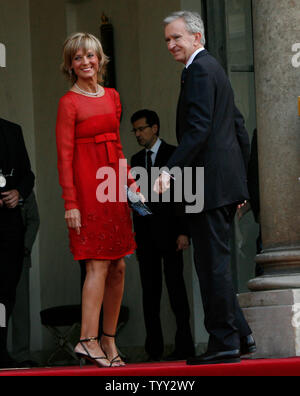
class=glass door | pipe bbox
[225,0,256,138]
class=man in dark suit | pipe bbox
[131,109,195,361]
[155,11,256,365]
[0,118,35,368]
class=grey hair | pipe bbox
[164,11,206,46]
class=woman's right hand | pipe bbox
[65,209,81,235]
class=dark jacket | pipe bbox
[167,50,250,212]
[247,129,260,223]
[131,140,189,252]
[0,118,35,201]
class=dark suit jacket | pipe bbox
[167,50,250,212]
[131,139,189,252]
[0,118,35,201]
[247,129,260,223]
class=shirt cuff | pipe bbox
[162,170,176,181]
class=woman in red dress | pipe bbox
[56,33,137,368]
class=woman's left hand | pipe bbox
[65,208,81,235]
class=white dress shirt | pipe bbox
[185,47,206,69]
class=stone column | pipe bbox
[238,0,300,358]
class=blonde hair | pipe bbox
[61,32,109,85]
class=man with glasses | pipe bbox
[130,109,195,362]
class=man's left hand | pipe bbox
[154,172,171,194]
[176,235,190,251]
[237,201,251,220]
[1,190,20,209]
[237,200,248,210]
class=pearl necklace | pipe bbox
[75,83,102,97]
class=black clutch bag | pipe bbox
[125,186,152,216]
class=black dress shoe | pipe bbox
[187,349,240,366]
[0,350,15,369]
[19,360,39,368]
[240,335,257,356]
[0,356,20,369]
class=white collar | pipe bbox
[186,47,205,69]
[146,138,161,155]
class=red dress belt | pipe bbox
[76,133,118,164]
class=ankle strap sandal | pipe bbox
[76,336,111,368]
[101,332,125,366]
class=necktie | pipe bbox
[146,150,153,201]
[181,67,188,84]
[146,150,153,173]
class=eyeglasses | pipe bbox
[131,125,150,133]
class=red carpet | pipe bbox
[0,358,300,376]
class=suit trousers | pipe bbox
[11,265,30,361]
[188,205,251,352]
[0,208,24,356]
[137,246,194,358]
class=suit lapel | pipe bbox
[134,149,146,168]
[0,121,4,170]
[193,49,208,62]
[133,141,167,169]
[153,140,167,168]
[179,50,209,90]
[176,50,209,141]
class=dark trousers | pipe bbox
[188,205,251,352]
[137,246,194,358]
[0,208,24,358]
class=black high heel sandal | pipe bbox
[75,336,111,368]
[101,332,125,366]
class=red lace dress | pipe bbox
[56,88,136,261]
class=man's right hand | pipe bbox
[65,209,81,235]
[1,190,20,209]
[154,172,171,194]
